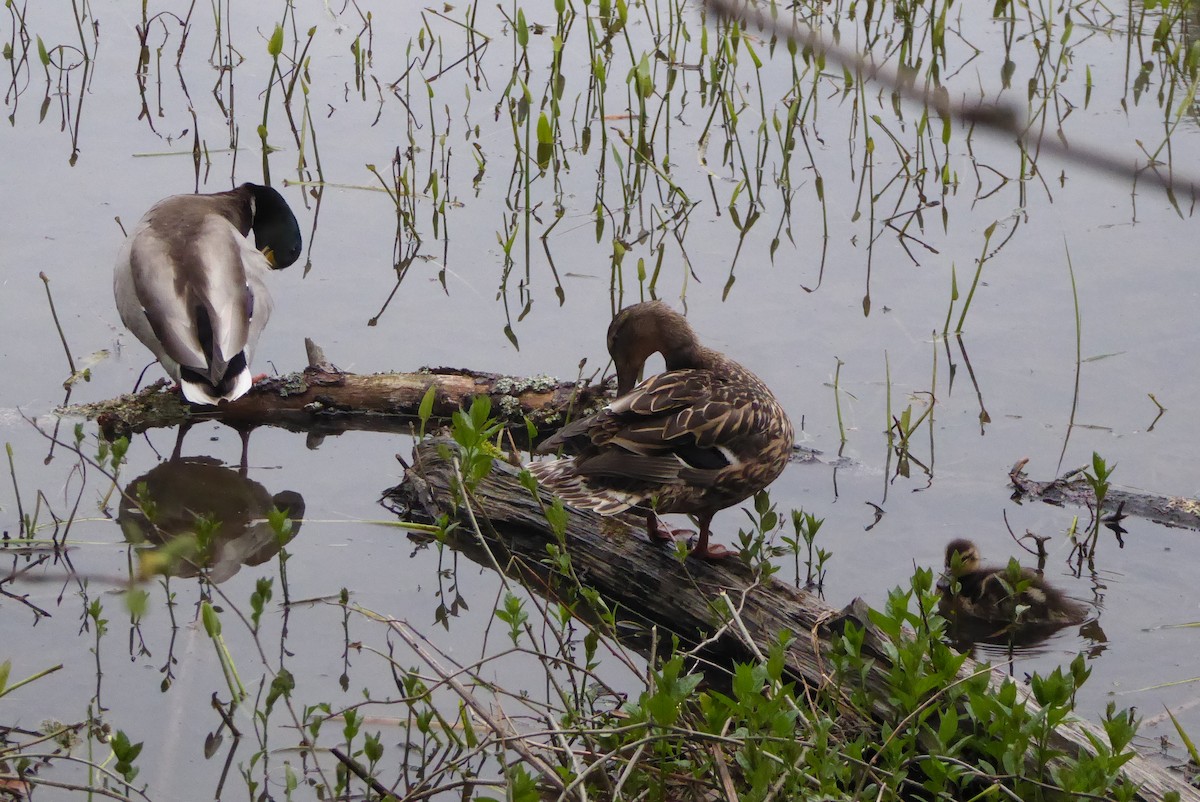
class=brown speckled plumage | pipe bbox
[528,301,794,558]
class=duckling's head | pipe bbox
[607,301,699,396]
[944,538,982,577]
[244,183,303,270]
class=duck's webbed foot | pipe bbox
[645,512,693,542]
[689,540,736,560]
[687,516,737,560]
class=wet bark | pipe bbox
[387,439,1199,802]
[1009,459,1200,531]
[74,362,611,444]
[70,343,824,464]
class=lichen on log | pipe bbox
[68,364,612,442]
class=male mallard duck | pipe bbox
[114,183,302,405]
[938,539,1088,628]
[119,457,304,582]
[528,301,794,559]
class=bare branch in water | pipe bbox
[706,0,1198,198]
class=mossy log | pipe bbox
[73,364,611,443]
[387,439,1199,802]
[70,345,823,463]
[1009,459,1200,531]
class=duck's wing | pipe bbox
[239,242,275,365]
[966,570,1007,602]
[130,215,246,372]
[569,370,785,487]
[123,206,271,392]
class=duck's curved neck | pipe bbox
[663,341,709,371]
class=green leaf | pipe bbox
[363,731,383,762]
[250,577,273,626]
[125,589,149,618]
[545,498,568,538]
[732,662,762,700]
[460,704,479,748]
[1166,707,1198,764]
[418,383,437,430]
[508,765,540,802]
[110,436,130,466]
[266,668,295,711]
[631,53,652,99]
[517,469,539,495]
[343,708,361,740]
[268,23,284,57]
[36,35,49,67]
[112,730,144,782]
[201,601,221,637]
[495,592,528,645]
[516,9,528,48]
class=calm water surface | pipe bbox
[2,1,1199,797]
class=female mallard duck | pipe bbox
[939,539,1088,629]
[114,183,302,405]
[528,301,794,559]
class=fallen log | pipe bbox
[386,438,1200,802]
[74,363,611,443]
[69,345,824,463]
[1009,459,1200,531]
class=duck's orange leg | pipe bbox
[689,513,735,560]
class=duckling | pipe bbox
[939,538,1088,628]
[528,301,794,559]
[114,183,302,405]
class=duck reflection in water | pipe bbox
[937,538,1100,650]
[119,456,305,583]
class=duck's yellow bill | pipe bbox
[262,246,277,267]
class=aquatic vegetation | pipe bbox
[6,0,1200,798]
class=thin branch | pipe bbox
[706,0,1199,198]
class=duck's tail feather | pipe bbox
[179,353,252,404]
[526,459,642,515]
